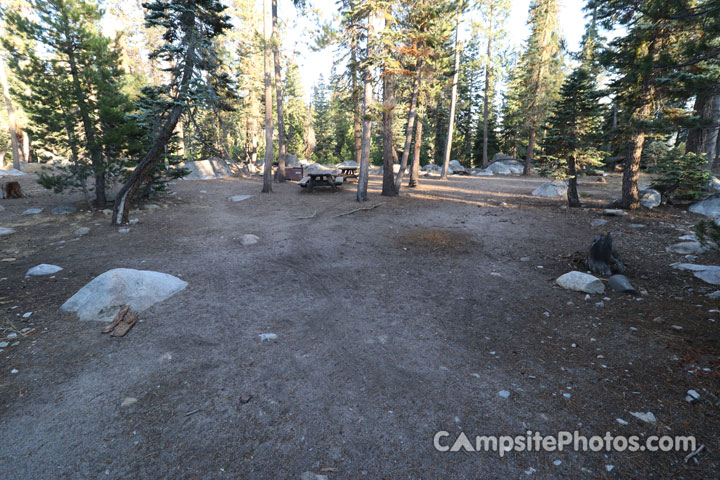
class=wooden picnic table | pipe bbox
[339,166,359,181]
[305,172,339,192]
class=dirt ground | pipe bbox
[1,169,719,479]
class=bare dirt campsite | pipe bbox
[1,169,719,479]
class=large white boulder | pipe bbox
[709,176,720,193]
[639,189,661,209]
[666,241,707,255]
[532,181,567,198]
[556,271,605,294]
[671,263,720,285]
[0,168,26,176]
[689,195,720,220]
[486,162,512,175]
[60,268,188,322]
[181,158,233,180]
[26,264,63,277]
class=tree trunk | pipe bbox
[441,14,461,179]
[0,57,21,170]
[112,17,198,225]
[261,0,274,193]
[394,68,421,194]
[177,120,186,158]
[351,35,362,165]
[687,92,713,156]
[272,0,287,182]
[356,12,376,203]
[381,74,396,196]
[409,108,423,188]
[482,3,494,169]
[567,154,580,207]
[66,49,106,206]
[705,96,720,167]
[21,129,29,163]
[524,126,535,175]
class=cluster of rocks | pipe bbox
[180,158,236,180]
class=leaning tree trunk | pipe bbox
[621,90,655,209]
[408,108,423,188]
[441,14,461,179]
[394,68,421,194]
[261,0,274,193]
[381,74,396,196]
[272,0,287,182]
[112,30,198,225]
[356,11,376,203]
[0,56,21,170]
[482,2,494,169]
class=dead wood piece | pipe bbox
[335,202,386,217]
[110,311,138,337]
[102,306,129,334]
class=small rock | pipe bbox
[591,219,609,227]
[671,325,683,331]
[653,316,664,323]
[608,274,637,294]
[709,291,720,299]
[10,369,18,374]
[629,224,645,228]
[22,208,43,215]
[606,465,614,472]
[229,195,253,202]
[667,241,707,255]
[52,205,77,215]
[74,227,90,236]
[532,181,567,198]
[595,301,605,308]
[556,271,605,294]
[553,460,562,466]
[300,473,328,480]
[0,342,8,348]
[121,397,138,407]
[563,392,571,398]
[101,209,113,215]
[630,411,657,423]
[498,390,510,399]
[639,188,661,209]
[118,228,131,233]
[616,418,628,425]
[685,390,700,403]
[129,218,140,225]
[26,264,63,277]
[22,312,32,318]
[604,209,628,216]
[259,333,277,342]
[241,234,259,246]
[142,204,160,210]
[0,227,15,236]
[520,257,530,262]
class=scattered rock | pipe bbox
[630,411,657,424]
[689,195,720,220]
[118,228,131,233]
[591,219,609,227]
[241,234,259,246]
[629,224,646,228]
[10,369,18,374]
[180,158,233,180]
[0,227,16,236]
[608,275,637,294]
[59,268,188,322]
[532,181,567,198]
[142,203,160,210]
[51,205,77,215]
[604,209,628,216]
[300,473,328,480]
[7,333,18,339]
[0,168,26,176]
[498,390,510,399]
[22,208,43,215]
[74,227,90,236]
[556,271,605,294]
[671,263,720,285]
[617,418,628,425]
[22,312,32,318]
[708,291,720,299]
[709,176,720,193]
[26,264,63,277]
[686,390,700,403]
[520,257,530,262]
[259,333,277,342]
[229,195,253,202]
[667,241,707,255]
[639,188,661,209]
[0,342,7,348]
[121,397,138,407]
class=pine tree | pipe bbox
[517,0,564,175]
[111,0,232,223]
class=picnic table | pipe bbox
[339,166,359,181]
[299,172,343,192]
